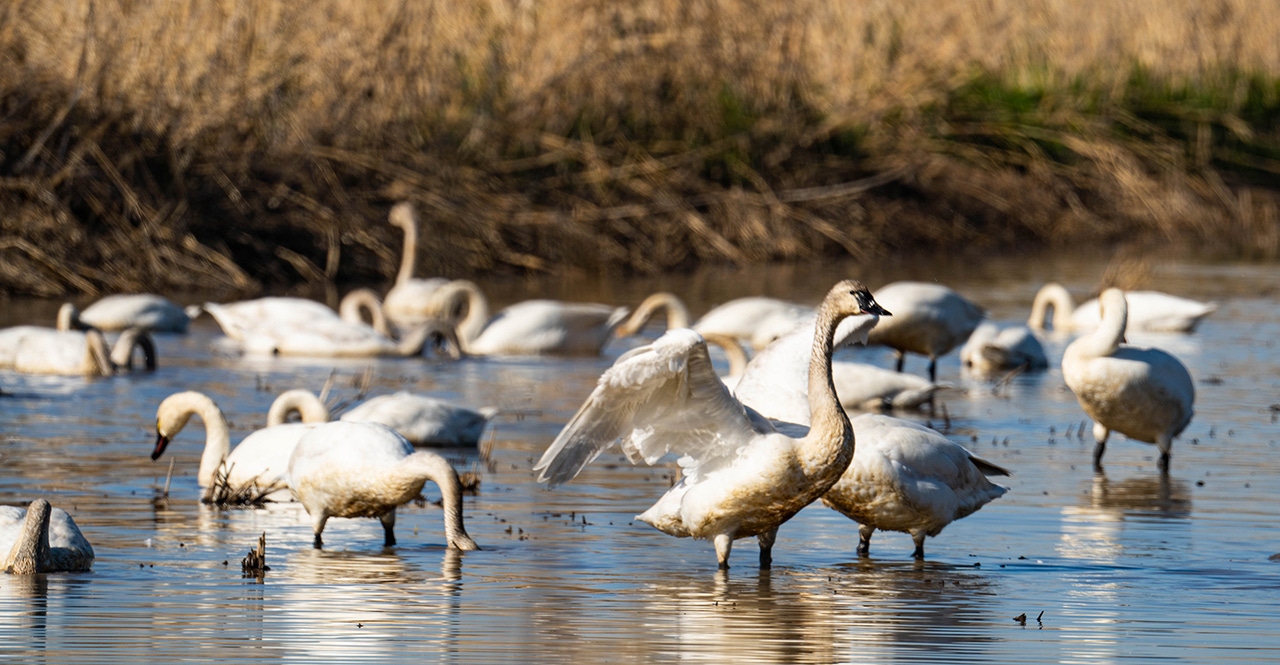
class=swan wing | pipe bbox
[535,328,772,487]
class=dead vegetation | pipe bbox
[1,0,1278,296]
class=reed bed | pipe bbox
[1,0,1278,296]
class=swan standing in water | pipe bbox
[287,421,479,550]
[205,289,392,342]
[820,414,1009,558]
[1062,289,1195,471]
[535,280,891,569]
[68,294,201,333]
[382,202,449,329]
[1030,282,1217,334]
[12,327,156,376]
[424,280,628,356]
[151,390,331,502]
[865,281,985,382]
[2,499,94,573]
[340,392,497,447]
[959,323,1048,375]
[614,292,815,352]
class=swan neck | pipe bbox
[340,289,390,337]
[111,328,157,372]
[161,392,233,488]
[85,330,114,375]
[395,213,418,286]
[57,303,79,331]
[1029,284,1075,330]
[621,293,690,335]
[4,499,51,574]
[1074,291,1126,359]
[700,332,748,377]
[267,390,329,426]
[401,453,477,550]
[802,303,853,471]
[438,281,488,349]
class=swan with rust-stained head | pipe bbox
[340,392,497,447]
[1030,283,1216,334]
[615,292,815,352]
[151,389,330,502]
[382,202,450,329]
[1062,289,1195,471]
[425,280,628,356]
[865,281,985,382]
[12,327,156,376]
[534,280,890,569]
[288,421,479,550]
[67,294,201,333]
[960,323,1048,375]
[821,414,1009,558]
[2,499,94,574]
[205,289,392,342]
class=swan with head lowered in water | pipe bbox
[288,421,479,550]
[615,292,816,352]
[959,323,1048,375]
[340,392,497,447]
[424,280,628,356]
[864,281,986,382]
[151,389,330,502]
[2,499,95,574]
[1029,282,1216,334]
[241,314,459,359]
[12,327,156,376]
[535,280,891,569]
[1062,288,1195,471]
[205,289,393,342]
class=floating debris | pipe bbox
[241,532,270,577]
[1014,613,1027,625]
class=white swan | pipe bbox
[12,327,156,376]
[339,392,497,447]
[865,281,986,382]
[287,421,479,550]
[1030,282,1217,333]
[0,304,77,368]
[1,499,95,574]
[205,289,392,342]
[382,202,450,329]
[425,280,629,356]
[820,414,1009,558]
[69,294,201,333]
[732,315,942,419]
[534,280,891,569]
[151,390,331,502]
[241,316,458,359]
[615,292,815,351]
[1062,289,1195,471]
[959,323,1048,375]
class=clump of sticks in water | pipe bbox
[241,533,270,577]
[204,463,283,507]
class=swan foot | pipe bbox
[757,528,777,569]
[714,533,732,570]
[313,534,324,549]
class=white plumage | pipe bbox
[615,292,816,352]
[1,499,94,573]
[959,322,1048,375]
[205,289,391,342]
[12,328,155,376]
[340,392,497,447]
[72,294,199,332]
[865,281,986,381]
[382,202,450,329]
[1030,282,1216,334]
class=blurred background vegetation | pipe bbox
[1,0,1278,296]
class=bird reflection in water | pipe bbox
[1058,472,1192,562]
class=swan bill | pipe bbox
[151,432,171,460]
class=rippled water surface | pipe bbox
[2,256,1279,663]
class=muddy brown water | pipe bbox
[1,256,1278,663]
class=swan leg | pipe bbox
[894,351,905,373]
[911,531,926,559]
[757,528,777,569]
[713,533,733,570]
[1156,434,1172,473]
[927,356,938,383]
[856,524,874,557]
[381,510,397,547]
[1092,422,1111,470]
[311,513,329,550]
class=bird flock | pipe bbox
[0,204,1219,574]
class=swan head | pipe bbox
[388,202,418,230]
[829,280,892,319]
[152,391,205,460]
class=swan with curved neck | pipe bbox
[382,202,449,327]
[1030,282,1217,333]
[2,499,95,574]
[616,292,815,351]
[426,279,629,356]
[152,390,331,502]
[1062,289,1195,470]
[287,421,479,550]
[206,290,392,342]
[614,293,692,337]
[12,327,156,376]
[535,280,890,569]
[242,314,458,359]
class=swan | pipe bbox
[339,392,497,447]
[820,414,1009,558]
[12,327,156,376]
[1030,282,1217,333]
[1,499,95,574]
[732,315,942,419]
[1062,289,1195,471]
[959,323,1048,375]
[287,420,480,550]
[615,292,815,351]
[151,390,331,502]
[382,202,450,329]
[698,332,752,389]
[534,280,891,569]
[425,280,629,356]
[241,316,459,359]
[864,281,985,382]
[205,289,392,342]
[68,294,201,333]
[0,303,77,368]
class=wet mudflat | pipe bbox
[1,255,1278,663]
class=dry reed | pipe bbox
[1,0,1278,295]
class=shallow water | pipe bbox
[2,256,1279,663]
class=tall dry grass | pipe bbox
[1,0,1278,295]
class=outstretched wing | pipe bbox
[534,329,773,487]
